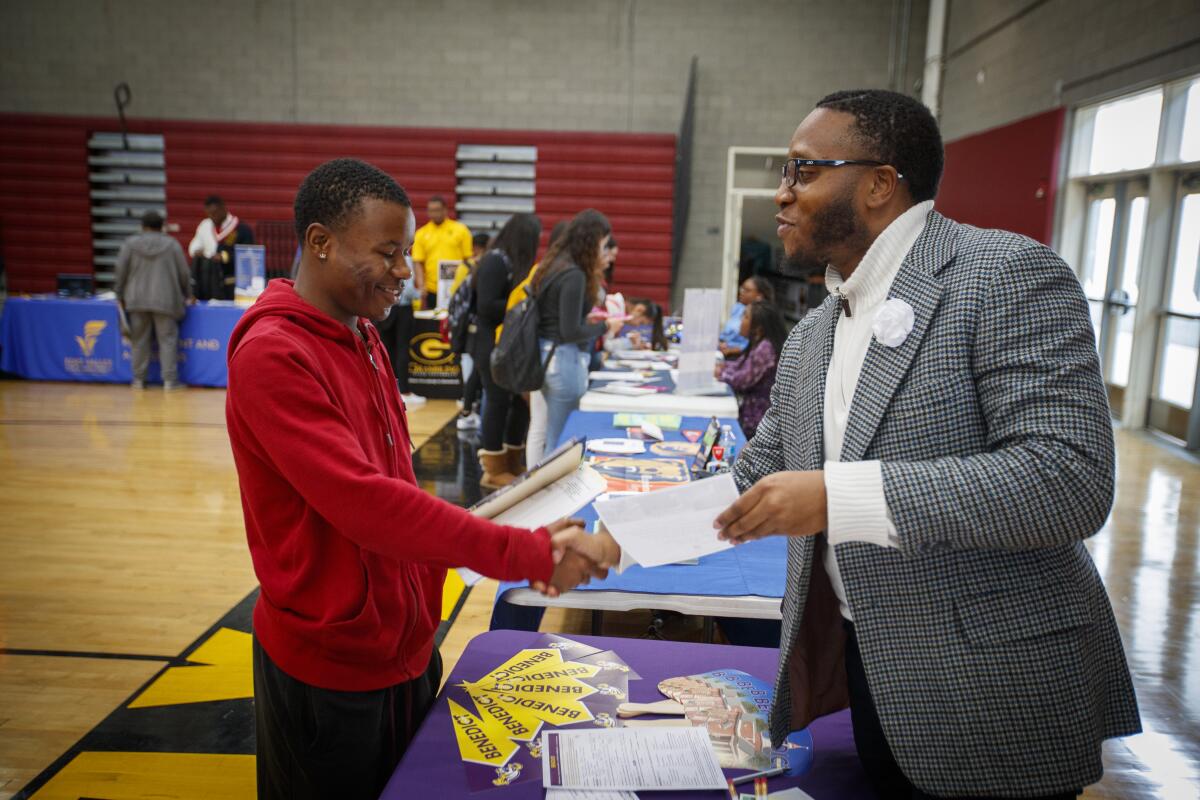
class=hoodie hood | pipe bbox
[128,231,179,258]
[229,279,361,359]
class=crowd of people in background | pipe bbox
[149,185,797,475]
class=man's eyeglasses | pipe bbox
[781,158,904,187]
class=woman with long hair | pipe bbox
[471,213,542,487]
[717,299,789,439]
[528,209,622,461]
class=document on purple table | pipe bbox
[542,726,726,791]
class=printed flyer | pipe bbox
[657,669,775,770]
[447,635,637,791]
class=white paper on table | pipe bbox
[586,438,646,455]
[545,790,639,800]
[592,473,739,568]
[639,421,664,441]
[541,727,725,791]
[456,463,607,586]
[589,370,648,382]
[592,382,657,396]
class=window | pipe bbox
[1072,89,1163,176]
[1062,73,1200,446]
[1179,79,1200,163]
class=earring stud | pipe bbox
[318,252,327,260]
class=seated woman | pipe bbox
[719,276,775,358]
[606,297,668,352]
[717,300,788,439]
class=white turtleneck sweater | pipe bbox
[822,200,935,620]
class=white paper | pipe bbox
[589,370,648,382]
[492,463,608,528]
[639,422,664,441]
[542,727,725,791]
[592,382,657,396]
[546,791,639,800]
[675,288,723,395]
[586,438,646,455]
[457,463,606,586]
[592,473,739,568]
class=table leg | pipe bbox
[591,609,603,635]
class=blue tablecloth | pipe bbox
[495,410,786,601]
[0,296,245,387]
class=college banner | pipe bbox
[407,311,462,399]
[0,297,244,387]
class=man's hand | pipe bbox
[714,470,827,545]
[531,519,621,597]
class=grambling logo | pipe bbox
[409,331,454,365]
[75,320,107,357]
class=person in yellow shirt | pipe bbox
[411,195,473,309]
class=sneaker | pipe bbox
[131,380,145,390]
[400,392,426,408]
[163,380,185,392]
[456,411,481,430]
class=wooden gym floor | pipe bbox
[0,380,1197,799]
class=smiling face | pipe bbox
[307,198,415,325]
[774,108,876,271]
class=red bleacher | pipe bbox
[0,114,675,308]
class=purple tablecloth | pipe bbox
[382,630,872,799]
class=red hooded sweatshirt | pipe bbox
[225,280,553,691]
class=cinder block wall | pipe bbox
[939,0,1200,141]
[0,0,927,305]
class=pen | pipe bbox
[727,779,738,800]
[730,762,787,785]
[756,776,767,799]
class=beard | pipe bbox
[781,185,870,275]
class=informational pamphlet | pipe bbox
[542,726,726,791]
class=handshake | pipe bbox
[532,518,622,598]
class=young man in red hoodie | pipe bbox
[225,158,618,799]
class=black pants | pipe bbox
[461,356,482,414]
[472,335,529,452]
[375,304,414,392]
[844,622,1079,800]
[253,636,442,800]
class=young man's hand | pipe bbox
[531,519,622,597]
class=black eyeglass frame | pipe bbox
[781,158,905,187]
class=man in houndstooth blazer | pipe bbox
[718,90,1140,799]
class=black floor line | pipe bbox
[0,648,174,662]
[13,418,480,800]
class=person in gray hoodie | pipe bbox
[114,210,192,390]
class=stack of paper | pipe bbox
[542,727,726,791]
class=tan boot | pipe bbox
[503,445,526,479]
[478,449,516,489]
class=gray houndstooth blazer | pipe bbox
[733,211,1140,797]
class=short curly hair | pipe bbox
[293,158,411,242]
[815,89,943,203]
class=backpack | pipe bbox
[445,268,475,355]
[490,268,563,393]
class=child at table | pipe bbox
[716,300,788,439]
[605,298,668,353]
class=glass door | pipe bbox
[1079,180,1150,411]
[1149,174,1200,444]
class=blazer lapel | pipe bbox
[798,297,839,469]
[839,213,956,463]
